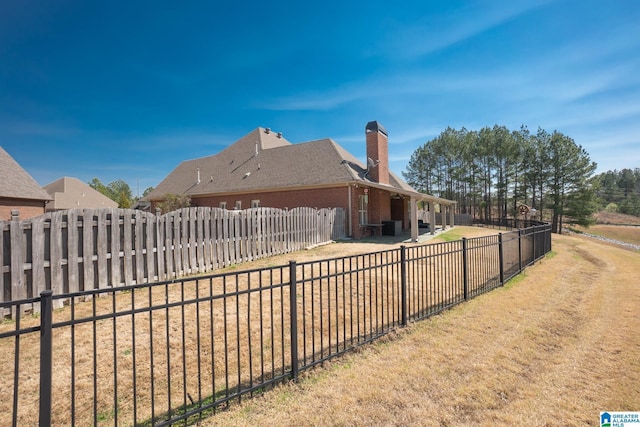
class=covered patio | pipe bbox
[409,193,457,242]
[349,180,457,242]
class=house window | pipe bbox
[251,199,260,208]
[358,194,368,225]
[235,201,242,210]
[219,201,227,209]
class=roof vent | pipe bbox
[277,132,282,138]
[265,128,271,134]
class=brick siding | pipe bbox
[0,199,46,221]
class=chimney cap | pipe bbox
[365,121,388,136]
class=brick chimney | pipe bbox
[365,120,389,185]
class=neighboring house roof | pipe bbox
[146,127,416,201]
[0,146,52,201]
[43,176,119,210]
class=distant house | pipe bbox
[145,121,455,240]
[0,146,52,221]
[43,176,118,211]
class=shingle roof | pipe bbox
[146,127,416,201]
[43,176,119,210]
[0,146,52,201]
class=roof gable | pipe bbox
[0,146,52,201]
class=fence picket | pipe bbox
[10,213,25,314]
[188,208,196,273]
[32,217,45,311]
[144,212,155,282]
[121,210,132,285]
[110,209,122,287]
[202,208,212,271]
[156,214,165,281]
[134,210,144,284]
[251,209,256,260]
[97,210,108,289]
[164,213,174,279]
[82,209,95,291]
[263,208,270,258]
[286,208,293,252]
[181,208,190,275]
[67,212,79,295]
[232,209,239,263]
[173,211,183,276]
[222,210,231,267]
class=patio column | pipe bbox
[410,197,418,242]
[442,205,447,231]
[430,203,436,235]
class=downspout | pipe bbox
[348,184,353,237]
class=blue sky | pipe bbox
[1,0,639,196]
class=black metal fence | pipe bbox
[1,223,552,426]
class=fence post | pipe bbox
[462,238,468,300]
[518,229,523,274]
[400,245,407,326]
[289,261,299,382]
[39,290,53,427]
[532,226,537,262]
[498,233,504,285]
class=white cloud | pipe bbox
[378,0,552,60]
[0,118,80,138]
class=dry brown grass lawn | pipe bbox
[207,232,640,427]
[573,224,640,246]
[594,211,640,225]
[213,226,501,269]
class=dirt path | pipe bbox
[207,233,640,426]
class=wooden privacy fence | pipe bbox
[0,206,346,315]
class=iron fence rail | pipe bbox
[1,223,551,426]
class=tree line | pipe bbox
[88,178,153,209]
[88,178,189,213]
[595,168,640,217]
[402,125,598,233]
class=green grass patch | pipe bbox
[97,407,116,423]
[503,272,526,290]
[434,229,465,242]
[1,318,15,326]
